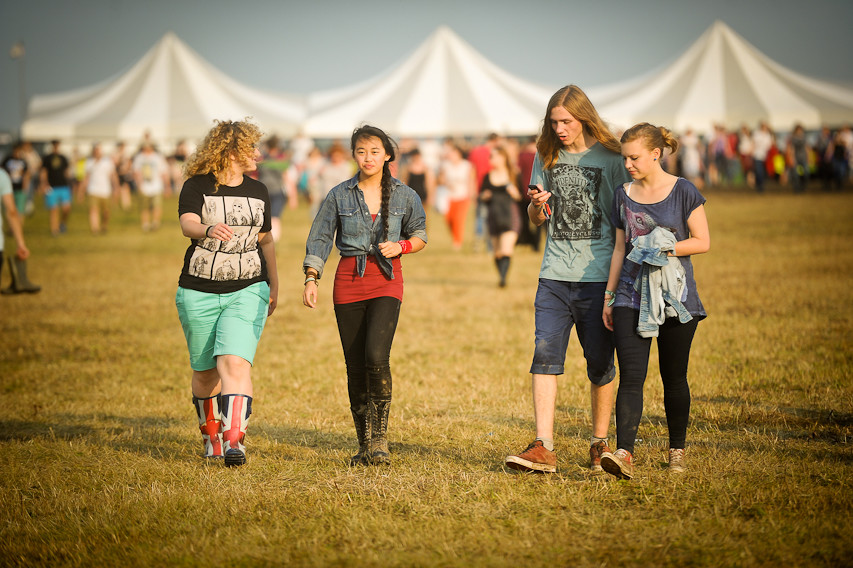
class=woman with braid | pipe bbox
[303,125,427,466]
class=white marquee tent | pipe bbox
[21,32,305,143]
[589,21,853,135]
[19,23,853,144]
[303,26,555,138]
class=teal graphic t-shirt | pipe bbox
[530,143,630,282]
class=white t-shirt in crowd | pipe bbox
[86,157,116,198]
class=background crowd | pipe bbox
[1,121,852,290]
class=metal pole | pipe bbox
[10,41,25,139]
[18,56,26,138]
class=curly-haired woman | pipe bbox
[176,119,279,467]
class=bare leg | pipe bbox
[191,368,221,397]
[218,354,253,396]
[89,203,100,233]
[590,380,615,439]
[49,208,60,235]
[498,230,518,257]
[532,373,558,440]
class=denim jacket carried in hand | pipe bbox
[627,226,692,338]
[303,174,427,280]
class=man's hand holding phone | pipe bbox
[528,184,552,219]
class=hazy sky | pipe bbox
[2,0,852,134]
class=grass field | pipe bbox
[1,184,851,567]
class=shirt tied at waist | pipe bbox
[353,243,396,280]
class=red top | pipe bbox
[468,144,492,190]
[332,214,404,304]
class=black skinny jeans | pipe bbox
[334,296,401,410]
[612,307,699,454]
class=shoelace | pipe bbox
[669,449,685,465]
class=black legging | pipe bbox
[334,296,401,409]
[612,307,699,454]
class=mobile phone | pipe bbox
[528,185,551,218]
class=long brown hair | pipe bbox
[536,85,620,169]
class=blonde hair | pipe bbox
[184,119,263,189]
[536,85,621,169]
[620,122,679,157]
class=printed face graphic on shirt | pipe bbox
[188,194,266,282]
[622,205,676,243]
[623,207,658,240]
[548,163,603,240]
[213,259,237,281]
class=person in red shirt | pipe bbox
[468,133,501,250]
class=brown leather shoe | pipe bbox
[505,440,557,473]
[589,440,611,472]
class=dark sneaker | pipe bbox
[589,440,611,473]
[505,440,557,473]
[668,448,685,473]
[224,447,246,467]
[601,448,634,479]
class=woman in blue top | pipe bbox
[601,123,710,479]
[302,125,427,466]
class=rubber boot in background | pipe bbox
[2,256,41,294]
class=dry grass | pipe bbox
[1,185,851,567]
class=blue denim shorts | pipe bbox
[530,279,615,385]
[175,282,270,371]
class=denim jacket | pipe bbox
[627,227,693,338]
[303,175,427,280]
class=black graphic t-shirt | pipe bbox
[178,174,271,294]
[44,153,70,187]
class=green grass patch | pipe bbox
[1,188,851,567]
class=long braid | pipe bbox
[380,162,392,241]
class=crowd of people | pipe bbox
[0,136,188,237]
[3,104,852,477]
[673,122,853,193]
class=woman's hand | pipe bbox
[378,241,403,258]
[302,280,318,308]
[603,303,614,331]
[268,284,279,316]
[207,222,234,242]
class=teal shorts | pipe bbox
[45,186,72,209]
[13,191,26,215]
[175,281,270,371]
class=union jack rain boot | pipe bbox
[192,394,223,459]
[220,394,252,467]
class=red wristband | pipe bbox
[397,240,412,254]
